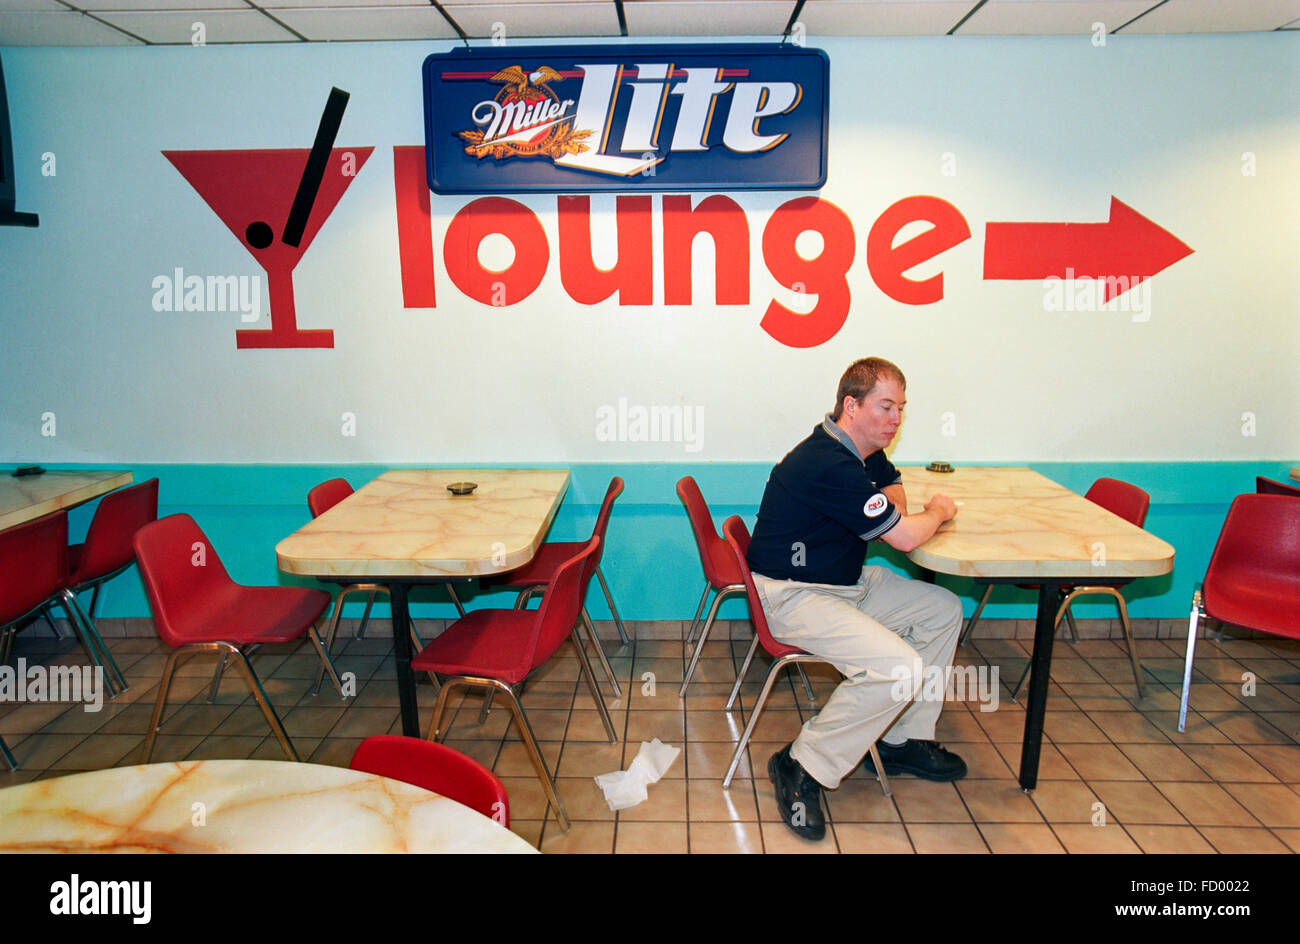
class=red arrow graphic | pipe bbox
[983,197,1193,301]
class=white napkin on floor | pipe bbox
[593,738,681,810]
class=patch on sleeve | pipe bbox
[864,494,888,518]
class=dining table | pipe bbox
[899,466,1175,791]
[276,468,571,738]
[0,469,133,531]
[0,759,537,853]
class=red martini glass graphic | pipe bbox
[163,90,372,349]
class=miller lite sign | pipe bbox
[422,44,829,193]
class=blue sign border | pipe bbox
[422,44,829,194]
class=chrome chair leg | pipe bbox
[356,591,377,639]
[446,583,467,618]
[56,595,120,697]
[498,680,570,830]
[143,647,187,763]
[477,690,495,725]
[1111,590,1146,698]
[1177,587,1203,732]
[227,644,298,761]
[959,584,995,646]
[581,610,622,698]
[40,607,61,636]
[866,743,892,796]
[63,591,128,694]
[685,582,711,646]
[723,653,811,788]
[209,651,230,703]
[426,676,468,742]
[726,635,761,711]
[595,566,630,644]
[0,734,17,770]
[571,628,618,741]
[680,584,742,696]
[795,665,816,703]
[1062,603,1081,643]
[307,622,345,697]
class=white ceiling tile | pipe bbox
[75,0,249,11]
[1121,0,1300,33]
[623,0,795,36]
[94,8,301,41]
[274,5,457,38]
[0,0,68,12]
[957,1,1158,35]
[0,9,142,42]
[443,2,621,37]
[798,0,977,36]
[263,0,429,9]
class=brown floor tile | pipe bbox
[956,779,1044,823]
[935,708,992,742]
[688,740,750,781]
[906,823,988,853]
[978,823,1066,853]
[539,821,615,854]
[1199,827,1292,853]
[1089,780,1186,825]
[1154,782,1259,827]
[758,819,837,853]
[1177,744,1278,782]
[972,706,1028,741]
[616,778,687,822]
[1053,742,1144,780]
[500,708,570,742]
[834,822,914,853]
[623,709,685,744]
[1243,744,1300,782]
[1124,824,1216,853]
[688,778,758,822]
[1226,782,1300,828]
[822,774,899,822]
[1141,710,1231,742]
[1028,780,1102,824]
[684,709,751,742]
[688,821,765,853]
[1203,712,1293,744]
[615,821,688,853]
[889,780,972,824]
[1085,710,1170,743]
[508,820,543,848]
[1117,743,1212,782]
[957,741,1015,779]
[1274,828,1300,853]
[1051,823,1142,853]
[47,733,141,770]
[496,739,563,778]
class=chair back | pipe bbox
[1203,494,1300,638]
[0,512,67,626]
[350,735,509,826]
[1085,477,1149,527]
[70,478,160,586]
[677,476,742,588]
[308,478,354,518]
[722,516,797,659]
[133,514,236,647]
[530,536,601,669]
[1256,476,1300,498]
[585,477,624,572]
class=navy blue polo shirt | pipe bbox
[747,417,902,585]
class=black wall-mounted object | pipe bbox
[0,52,40,228]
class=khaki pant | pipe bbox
[753,566,963,790]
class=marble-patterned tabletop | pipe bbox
[276,468,571,579]
[0,470,132,531]
[0,760,538,854]
[899,466,1174,579]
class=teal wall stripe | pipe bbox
[43,460,1295,624]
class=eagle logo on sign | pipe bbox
[459,65,593,161]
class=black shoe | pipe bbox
[768,744,827,841]
[864,739,967,782]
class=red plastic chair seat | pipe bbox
[0,512,67,625]
[173,585,331,647]
[1205,574,1300,636]
[412,609,537,684]
[350,734,509,826]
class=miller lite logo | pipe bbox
[424,44,829,193]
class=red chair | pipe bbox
[306,478,463,694]
[719,516,890,796]
[133,514,340,761]
[1256,476,1300,498]
[963,478,1151,698]
[59,477,160,694]
[0,511,118,707]
[1178,494,1300,731]
[676,476,814,702]
[350,734,509,826]
[480,476,627,699]
[414,536,615,831]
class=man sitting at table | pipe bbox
[746,356,964,841]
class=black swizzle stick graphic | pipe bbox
[279,86,350,248]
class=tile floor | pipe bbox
[1,619,1297,854]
